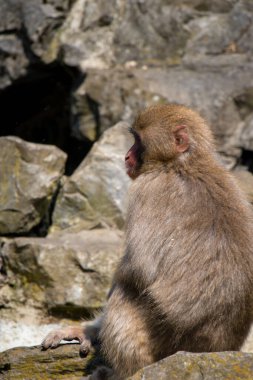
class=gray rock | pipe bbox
[113,1,192,65]
[1,229,123,314]
[0,1,22,33]
[52,122,132,231]
[0,137,66,235]
[46,0,195,69]
[240,113,253,150]
[1,346,253,380]
[83,65,253,168]
[48,0,253,71]
[0,344,87,380]
[22,0,64,57]
[233,168,253,204]
[129,351,253,380]
[0,0,70,88]
[230,0,253,54]
[183,0,237,13]
[0,33,28,89]
[60,0,253,165]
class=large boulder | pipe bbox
[1,229,123,316]
[52,122,132,231]
[0,136,66,235]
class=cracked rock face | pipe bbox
[1,229,123,317]
[1,0,253,168]
[0,137,66,235]
[52,122,132,231]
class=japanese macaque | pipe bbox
[42,104,253,379]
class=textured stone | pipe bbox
[0,137,66,235]
[0,344,87,380]
[1,229,123,314]
[52,122,131,231]
[129,351,253,380]
[1,347,253,380]
[233,169,253,204]
[83,64,253,168]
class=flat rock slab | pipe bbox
[0,344,87,380]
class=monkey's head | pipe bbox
[125,103,214,179]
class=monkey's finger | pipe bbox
[42,326,87,350]
[79,338,92,358]
[41,331,65,349]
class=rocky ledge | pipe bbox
[1,345,253,380]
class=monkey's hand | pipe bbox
[41,318,102,357]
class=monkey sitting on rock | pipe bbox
[42,104,253,379]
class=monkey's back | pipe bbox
[123,164,253,354]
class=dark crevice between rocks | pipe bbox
[87,94,101,139]
[0,363,11,373]
[0,248,7,286]
[0,62,93,176]
[234,89,253,120]
[48,305,100,320]
[0,29,20,36]
[29,180,62,237]
[18,24,40,63]
[234,91,253,172]
[240,149,253,173]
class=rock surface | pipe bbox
[52,122,132,231]
[0,344,87,380]
[129,351,253,380]
[45,0,253,168]
[0,136,66,235]
[1,229,123,317]
[83,63,253,169]
[234,168,253,203]
[0,0,70,89]
[1,346,253,380]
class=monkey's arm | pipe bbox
[41,316,102,356]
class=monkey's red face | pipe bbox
[125,129,144,179]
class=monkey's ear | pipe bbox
[173,125,189,153]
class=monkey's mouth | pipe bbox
[124,162,136,179]
[125,164,135,179]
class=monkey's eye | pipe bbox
[128,127,136,136]
[128,127,140,140]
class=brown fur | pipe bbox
[43,104,253,379]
